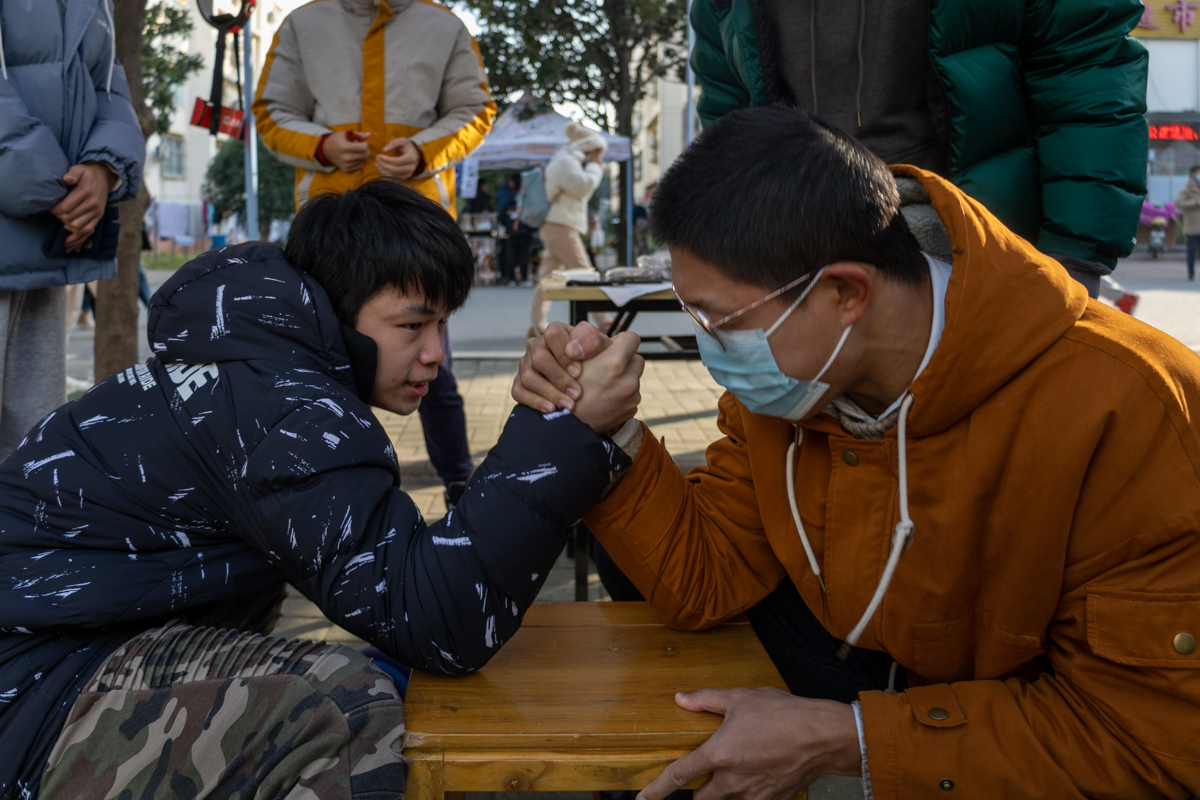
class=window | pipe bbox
[161,136,184,179]
[648,119,659,165]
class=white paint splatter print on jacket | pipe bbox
[0,243,630,797]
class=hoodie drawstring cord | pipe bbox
[0,10,7,81]
[836,392,916,659]
[787,427,826,593]
[103,0,115,99]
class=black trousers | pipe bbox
[416,330,473,486]
[594,540,905,699]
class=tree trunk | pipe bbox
[98,0,154,381]
[96,184,151,380]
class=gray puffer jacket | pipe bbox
[0,0,144,290]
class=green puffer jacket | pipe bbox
[692,0,1148,269]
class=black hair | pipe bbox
[286,179,474,325]
[651,106,927,296]
[508,172,522,187]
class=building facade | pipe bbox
[143,0,301,242]
[1136,1,1200,204]
[631,63,697,204]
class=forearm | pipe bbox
[585,422,786,630]
[79,62,144,202]
[408,29,494,174]
[252,20,331,171]
[0,95,72,217]
[409,104,493,175]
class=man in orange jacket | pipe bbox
[514,106,1200,799]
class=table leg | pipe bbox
[406,751,445,800]
[574,525,591,601]
[570,300,587,327]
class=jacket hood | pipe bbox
[147,242,358,395]
[803,166,1090,440]
[891,166,1089,437]
[562,121,607,158]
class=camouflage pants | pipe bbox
[38,622,407,799]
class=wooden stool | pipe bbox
[403,602,807,800]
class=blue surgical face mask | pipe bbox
[696,268,853,421]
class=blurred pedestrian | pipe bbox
[1175,165,1200,281]
[496,173,520,284]
[0,0,144,458]
[529,122,607,334]
[255,0,495,507]
[464,177,492,214]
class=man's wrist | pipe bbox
[608,418,643,459]
[316,133,334,167]
[85,161,120,192]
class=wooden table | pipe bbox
[541,276,699,360]
[403,602,806,800]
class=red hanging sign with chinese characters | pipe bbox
[190,98,246,139]
[1149,123,1200,141]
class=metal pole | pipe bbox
[685,0,696,145]
[625,156,634,266]
[243,23,260,241]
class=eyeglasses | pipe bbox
[673,271,819,351]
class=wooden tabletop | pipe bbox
[403,602,787,752]
[540,275,675,302]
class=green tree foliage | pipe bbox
[457,0,685,260]
[460,0,685,136]
[204,138,295,241]
[142,1,205,136]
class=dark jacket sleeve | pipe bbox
[236,402,630,675]
[0,75,72,218]
[690,0,764,126]
[1020,0,1148,267]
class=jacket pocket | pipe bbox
[1087,588,1200,668]
[912,608,1044,683]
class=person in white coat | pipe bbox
[530,123,607,334]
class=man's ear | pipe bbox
[823,261,873,326]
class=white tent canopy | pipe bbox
[469,92,631,170]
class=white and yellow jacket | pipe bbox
[253,0,494,214]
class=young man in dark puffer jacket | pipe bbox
[0,180,642,800]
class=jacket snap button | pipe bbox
[939,779,954,791]
[1174,632,1197,655]
[928,707,949,721]
[842,451,859,466]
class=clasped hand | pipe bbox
[512,321,643,435]
[50,163,116,254]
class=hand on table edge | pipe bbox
[636,688,862,800]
